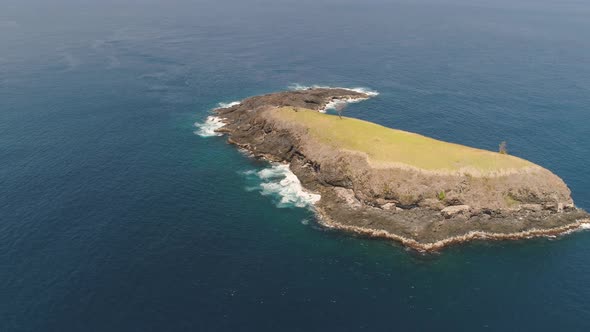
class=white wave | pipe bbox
[289,84,379,112]
[579,223,590,230]
[194,116,226,137]
[217,101,241,109]
[257,165,289,179]
[289,83,379,97]
[253,164,321,208]
[347,87,380,97]
[319,96,371,113]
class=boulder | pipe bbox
[557,203,564,213]
[381,203,396,210]
[334,187,362,209]
[441,205,471,218]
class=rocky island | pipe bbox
[213,88,589,251]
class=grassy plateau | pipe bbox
[276,107,534,174]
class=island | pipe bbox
[213,88,589,251]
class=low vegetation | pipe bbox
[499,141,508,154]
[275,107,533,173]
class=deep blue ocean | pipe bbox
[1,0,590,331]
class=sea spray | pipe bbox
[288,84,379,112]
[243,164,320,209]
[320,96,370,113]
[194,116,226,137]
[217,101,241,108]
[194,100,241,137]
[289,83,379,97]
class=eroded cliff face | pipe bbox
[217,88,573,211]
[214,88,588,249]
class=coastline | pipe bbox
[205,87,589,251]
[316,206,590,252]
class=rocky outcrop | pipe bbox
[214,88,589,251]
[441,205,471,218]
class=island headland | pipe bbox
[213,88,589,251]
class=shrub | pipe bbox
[499,141,508,154]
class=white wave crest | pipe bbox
[251,164,321,208]
[194,116,226,137]
[289,84,379,112]
[579,222,590,230]
[347,87,380,97]
[319,96,372,113]
[289,83,379,97]
[217,101,241,108]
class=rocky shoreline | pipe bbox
[212,88,590,251]
[317,206,590,252]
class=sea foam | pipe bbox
[289,83,379,113]
[194,116,226,137]
[246,164,321,209]
[289,83,380,97]
[217,101,241,108]
[319,96,371,113]
[194,100,242,137]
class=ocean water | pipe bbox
[1,0,590,331]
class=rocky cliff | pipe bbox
[214,88,589,251]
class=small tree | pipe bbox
[499,141,508,154]
[334,102,347,119]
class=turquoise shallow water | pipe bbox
[1,0,590,331]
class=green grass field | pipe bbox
[276,107,533,173]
